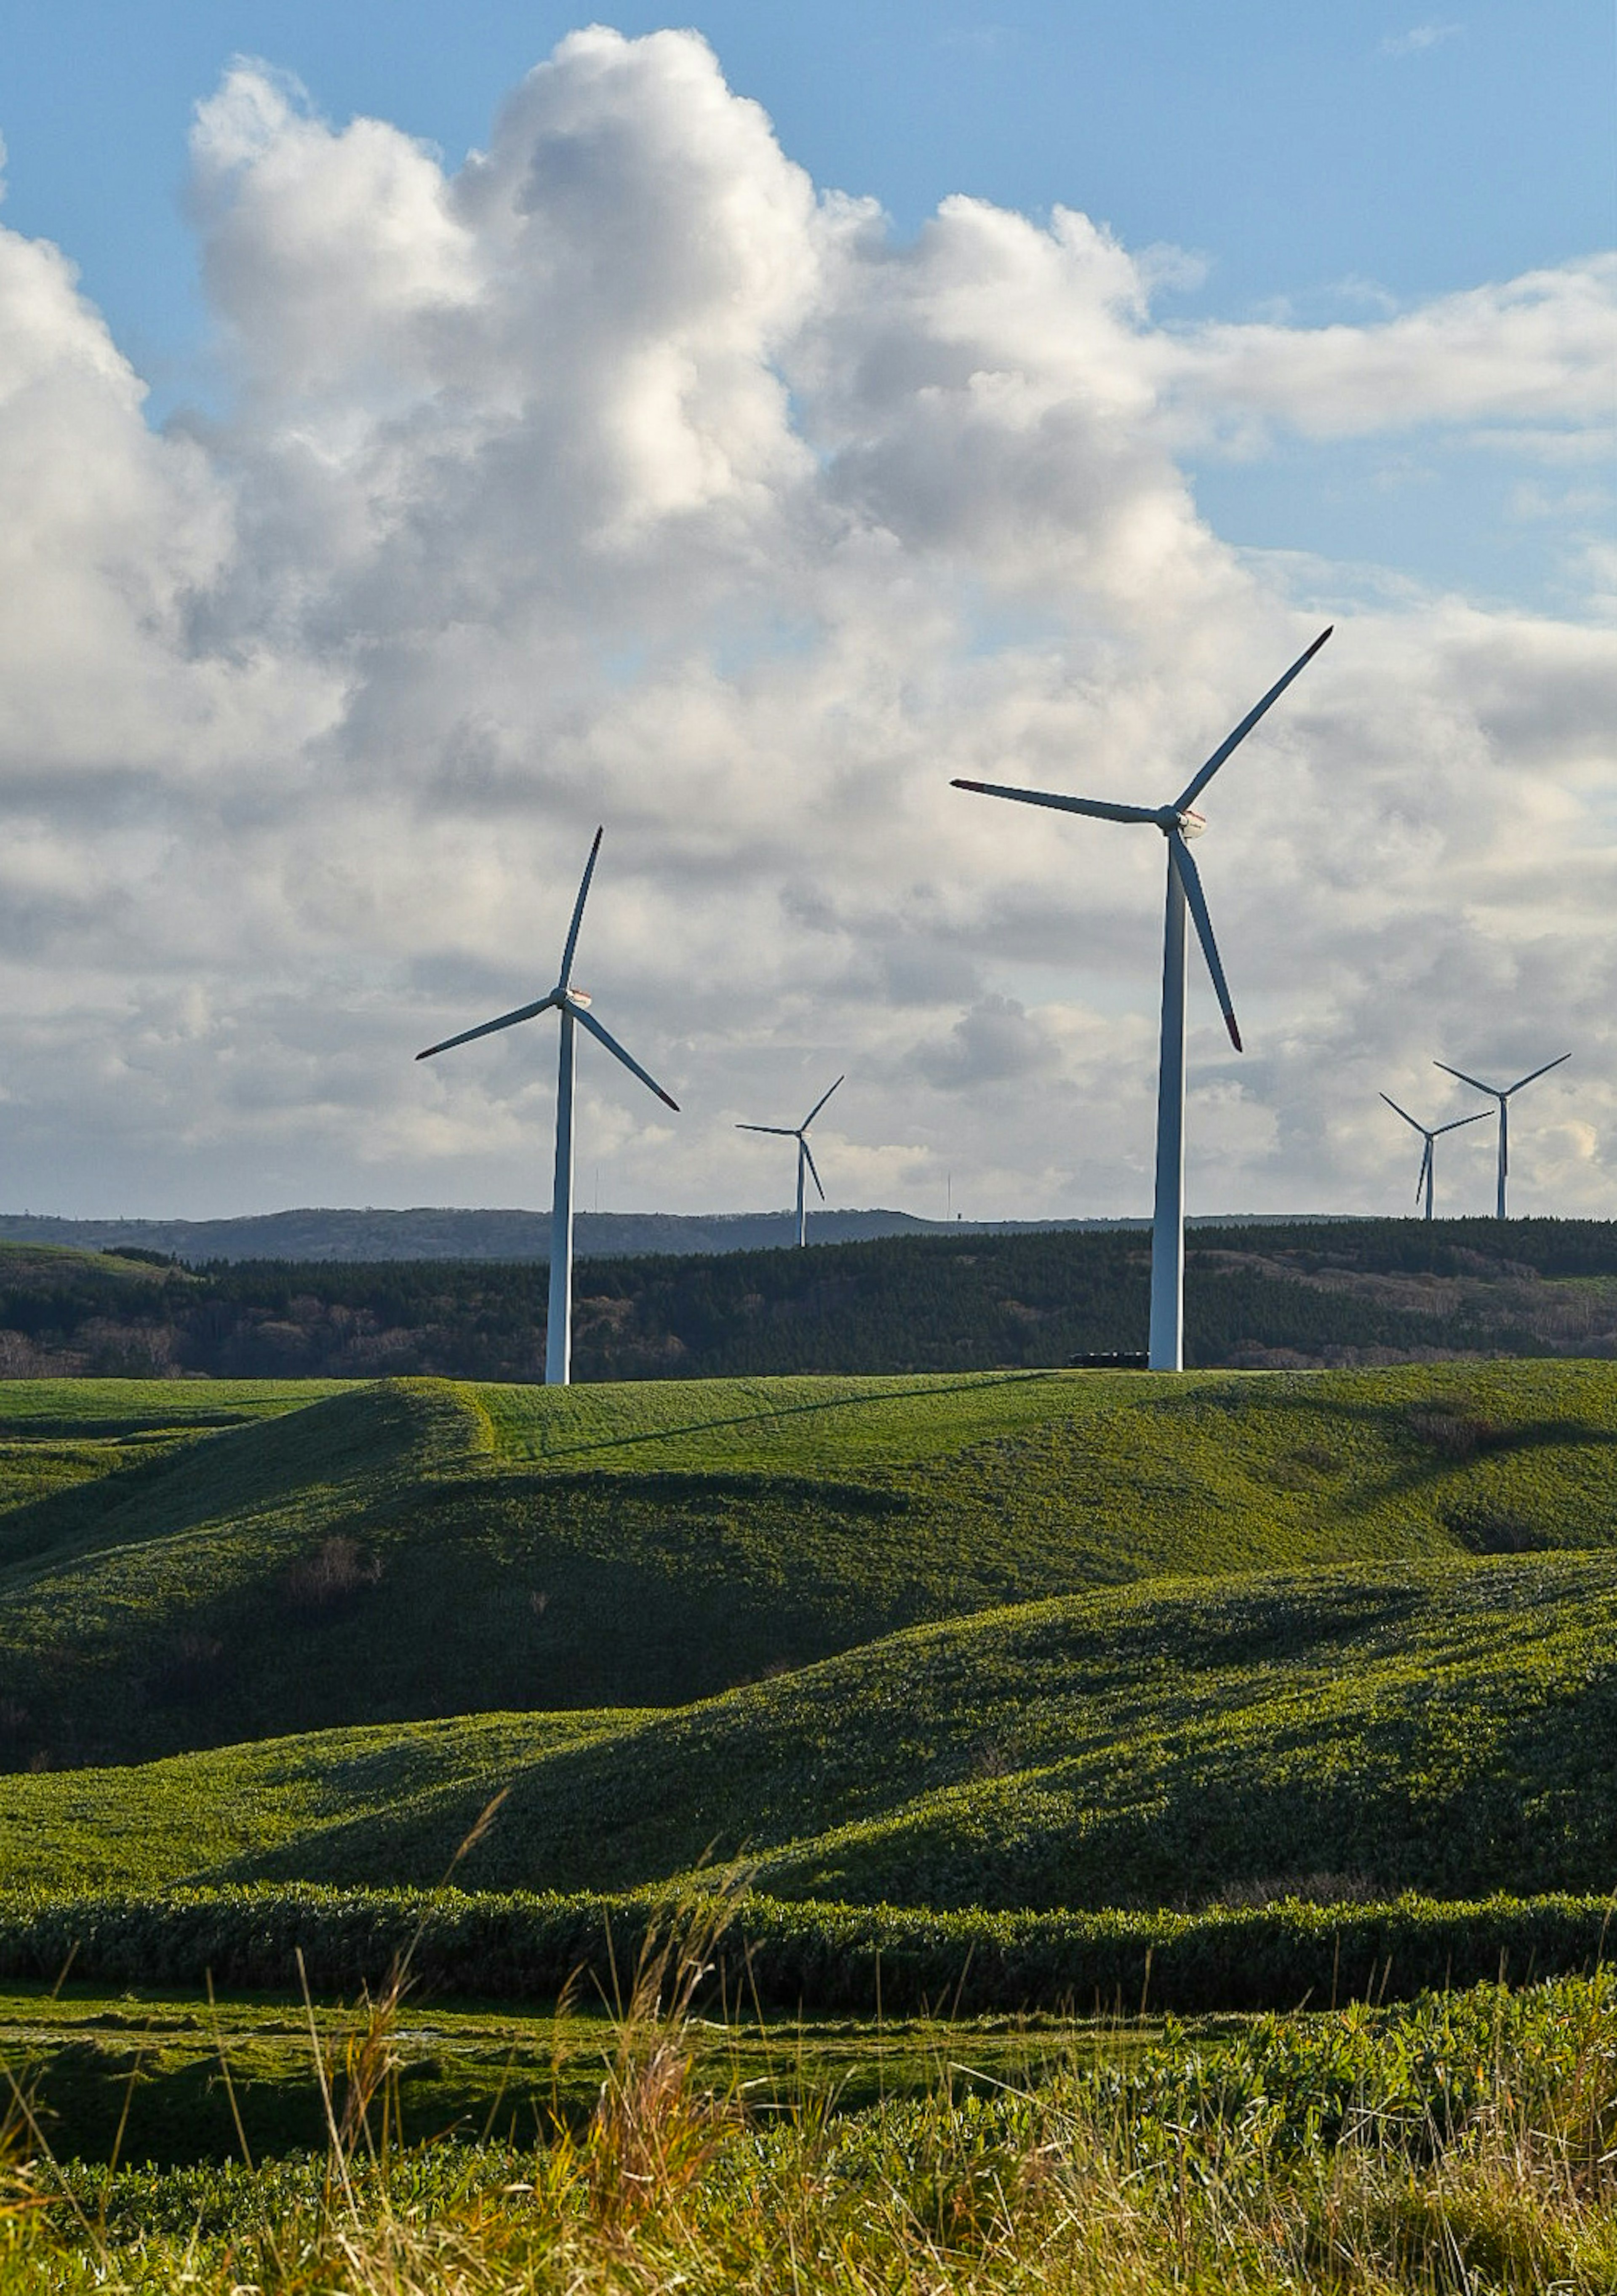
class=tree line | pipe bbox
[0,1216,1613,1380]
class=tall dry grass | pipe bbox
[6,1907,1617,2291]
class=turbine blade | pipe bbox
[558,826,604,991]
[801,1073,845,1130]
[1434,1059,1497,1098]
[1168,827,1241,1051]
[416,994,555,1059]
[801,1136,827,1201]
[736,1123,798,1136]
[1416,1139,1432,1203]
[951,780,1161,825]
[571,1002,679,1110]
[1379,1092,1426,1136]
[1174,627,1333,812]
[1433,1110,1490,1136]
[1505,1051,1572,1096]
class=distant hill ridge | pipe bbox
[0,1205,1328,1264]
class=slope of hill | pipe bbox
[6,1550,1617,1909]
[0,1375,342,1541]
[3,1360,1617,1771]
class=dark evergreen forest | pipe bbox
[0,1219,1614,1380]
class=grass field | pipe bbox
[0,1377,341,1435]
[5,1360,1617,1770]
[8,1967,1617,2289]
[472,1368,1110,1469]
[0,1377,341,1527]
[5,1548,1617,1907]
[472,1356,1617,1497]
[9,1353,1617,2253]
[0,1980,1187,2166]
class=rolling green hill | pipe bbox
[3,1359,1617,1771]
[5,1549,1617,1911]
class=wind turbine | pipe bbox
[953,627,1332,1371]
[737,1075,844,1247]
[1432,1053,1571,1219]
[1380,1093,1488,1220]
[416,827,678,1386]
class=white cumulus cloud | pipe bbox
[0,24,1608,1223]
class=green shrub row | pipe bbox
[3,1884,1613,2015]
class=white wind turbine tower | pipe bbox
[1379,1093,1488,1220]
[416,827,678,1386]
[1433,1053,1571,1219]
[737,1075,844,1248]
[954,628,1332,1371]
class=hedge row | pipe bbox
[3,1885,1614,2014]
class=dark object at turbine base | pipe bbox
[1067,1350,1150,1370]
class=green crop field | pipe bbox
[8,1349,1617,2280]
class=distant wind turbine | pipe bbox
[737,1075,844,1247]
[953,627,1331,1371]
[1379,1093,1488,1220]
[416,827,678,1385]
[1433,1053,1571,1219]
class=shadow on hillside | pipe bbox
[0,1382,443,1581]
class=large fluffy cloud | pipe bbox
[0,24,1611,1220]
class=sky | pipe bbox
[0,2,1610,1220]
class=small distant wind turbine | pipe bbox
[953,627,1331,1371]
[416,827,678,1386]
[1379,1093,1488,1220]
[1433,1053,1571,1219]
[737,1075,844,1247]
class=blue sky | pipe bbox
[0,8,1609,1217]
[1,3,1609,608]
[3,5,1609,336]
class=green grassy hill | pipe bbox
[6,1549,1617,1910]
[5,1360,1617,1770]
[0,1374,336,1519]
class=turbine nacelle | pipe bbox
[414,826,679,1385]
[951,625,1333,1368]
[415,832,675,1112]
[1381,1091,1488,1218]
[736,1074,844,1244]
[1433,1051,1572,1220]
